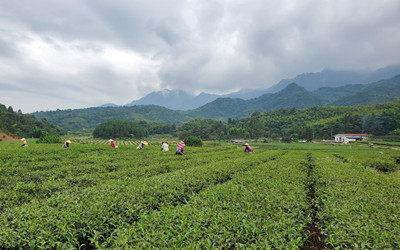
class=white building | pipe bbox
[334,134,369,143]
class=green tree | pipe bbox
[184,136,203,147]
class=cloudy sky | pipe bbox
[1,0,400,113]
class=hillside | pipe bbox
[312,84,366,105]
[269,69,370,92]
[126,89,219,110]
[186,83,323,118]
[32,105,191,131]
[268,64,400,92]
[233,100,400,140]
[0,104,64,138]
[175,100,400,140]
[187,75,400,119]
[333,74,400,106]
[0,132,18,141]
[250,83,323,110]
[186,98,248,118]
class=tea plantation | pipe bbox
[0,140,399,248]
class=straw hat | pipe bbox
[141,141,148,146]
[109,139,114,142]
[244,143,249,146]
[66,140,71,144]
[21,138,26,141]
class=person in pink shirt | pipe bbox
[109,139,116,148]
[176,141,185,155]
[244,143,254,154]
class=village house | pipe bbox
[334,133,369,143]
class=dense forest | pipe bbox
[33,105,191,131]
[230,102,400,141]
[93,120,176,139]
[92,101,400,141]
[2,98,399,141]
[0,104,64,139]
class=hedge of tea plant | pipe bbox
[109,151,310,249]
[1,141,399,248]
[0,143,247,211]
[0,142,284,248]
[313,151,400,249]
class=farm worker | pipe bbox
[21,138,28,147]
[243,143,254,154]
[161,141,169,151]
[109,139,116,148]
[137,141,148,150]
[176,141,185,155]
[62,140,71,148]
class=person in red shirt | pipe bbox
[109,139,116,148]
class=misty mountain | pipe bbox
[98,103,119,108]
[118,65,400,111]
[332,74,400,106]
[312,84,367,105]
[187,83,323,118]
[366,64,400,83]
[36,74,400,132]
[124,88,270,111]
[125,89,219,110]
[224,88,270,100]
[267,64,400,92]
[250,83,323,110]
[187,98,248,118]
[187,74,400,119]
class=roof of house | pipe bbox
[343,134,368,136]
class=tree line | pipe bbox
[0,104,65,139]
[4,100,398,142]
[91,101,400,141]
[93,120,176,139]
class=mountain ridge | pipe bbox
[35,74,400,131]
[190,74,400,118]
[111,64,400,110]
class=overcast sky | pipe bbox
[1,0,400,113]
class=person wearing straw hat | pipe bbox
[176,141,185,155]
[21,138,28,147]
[243,143,254,154]
[109,139,116,148]
[137,141,148,150]
[161,140,169,151]
[62,140,72,148]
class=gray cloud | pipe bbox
[0,0,399,112]
[0,38,17,58]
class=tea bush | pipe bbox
[36,135,63,144]
[184,136,203,147]
[0,141,399,248]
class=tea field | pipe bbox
[0,140,399,248]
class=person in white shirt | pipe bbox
[161,141,169,151]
